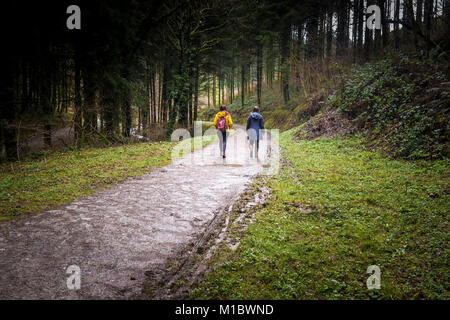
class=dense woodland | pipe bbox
[1,0,449,160]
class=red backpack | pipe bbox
[216,113,227,131]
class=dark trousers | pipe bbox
[249,138,260,154]
[217,130,229,155]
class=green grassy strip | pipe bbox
[192,128,449,299]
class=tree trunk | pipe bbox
[218,75,222,105]
[424,0,433,52]
[161,61,170,123]
[266,37,274,88]
[336,0,348,57]
[194,61,199,122]
[381,0,389,48]
[212,75,216,108]
[121,78,132,137]
[0,56,17,160]
[365,0,374,60]
[375,0,383,54]
[152,71,157,124]
[83,69,97,133]
[256,43,263,107]
[357,0,364,55]
[417,0,423,23]
[241,64,245,107]
[280,23,290,104]
[353,0,359,62]
[394,0,400,49]
[74,56,82,145]
[188,62,193,126]
[306,15,319,59]
[326,9,333,59]
[207,75,210,108]
[230,65,234,104]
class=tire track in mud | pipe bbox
[0,126,276,299]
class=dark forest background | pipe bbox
[1,0,449,161]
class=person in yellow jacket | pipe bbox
[213,105,233,158]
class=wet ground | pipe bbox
[0,126,275,299]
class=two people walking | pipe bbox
[213,105,264,159]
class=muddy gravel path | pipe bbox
[0,126,276,299]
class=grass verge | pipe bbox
[191,128,449,299]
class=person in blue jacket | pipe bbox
[246,106,264,158]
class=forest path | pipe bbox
[0,126,273,299]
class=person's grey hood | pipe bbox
[250,112,262,120]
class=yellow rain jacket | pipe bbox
[213,111,233,130]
